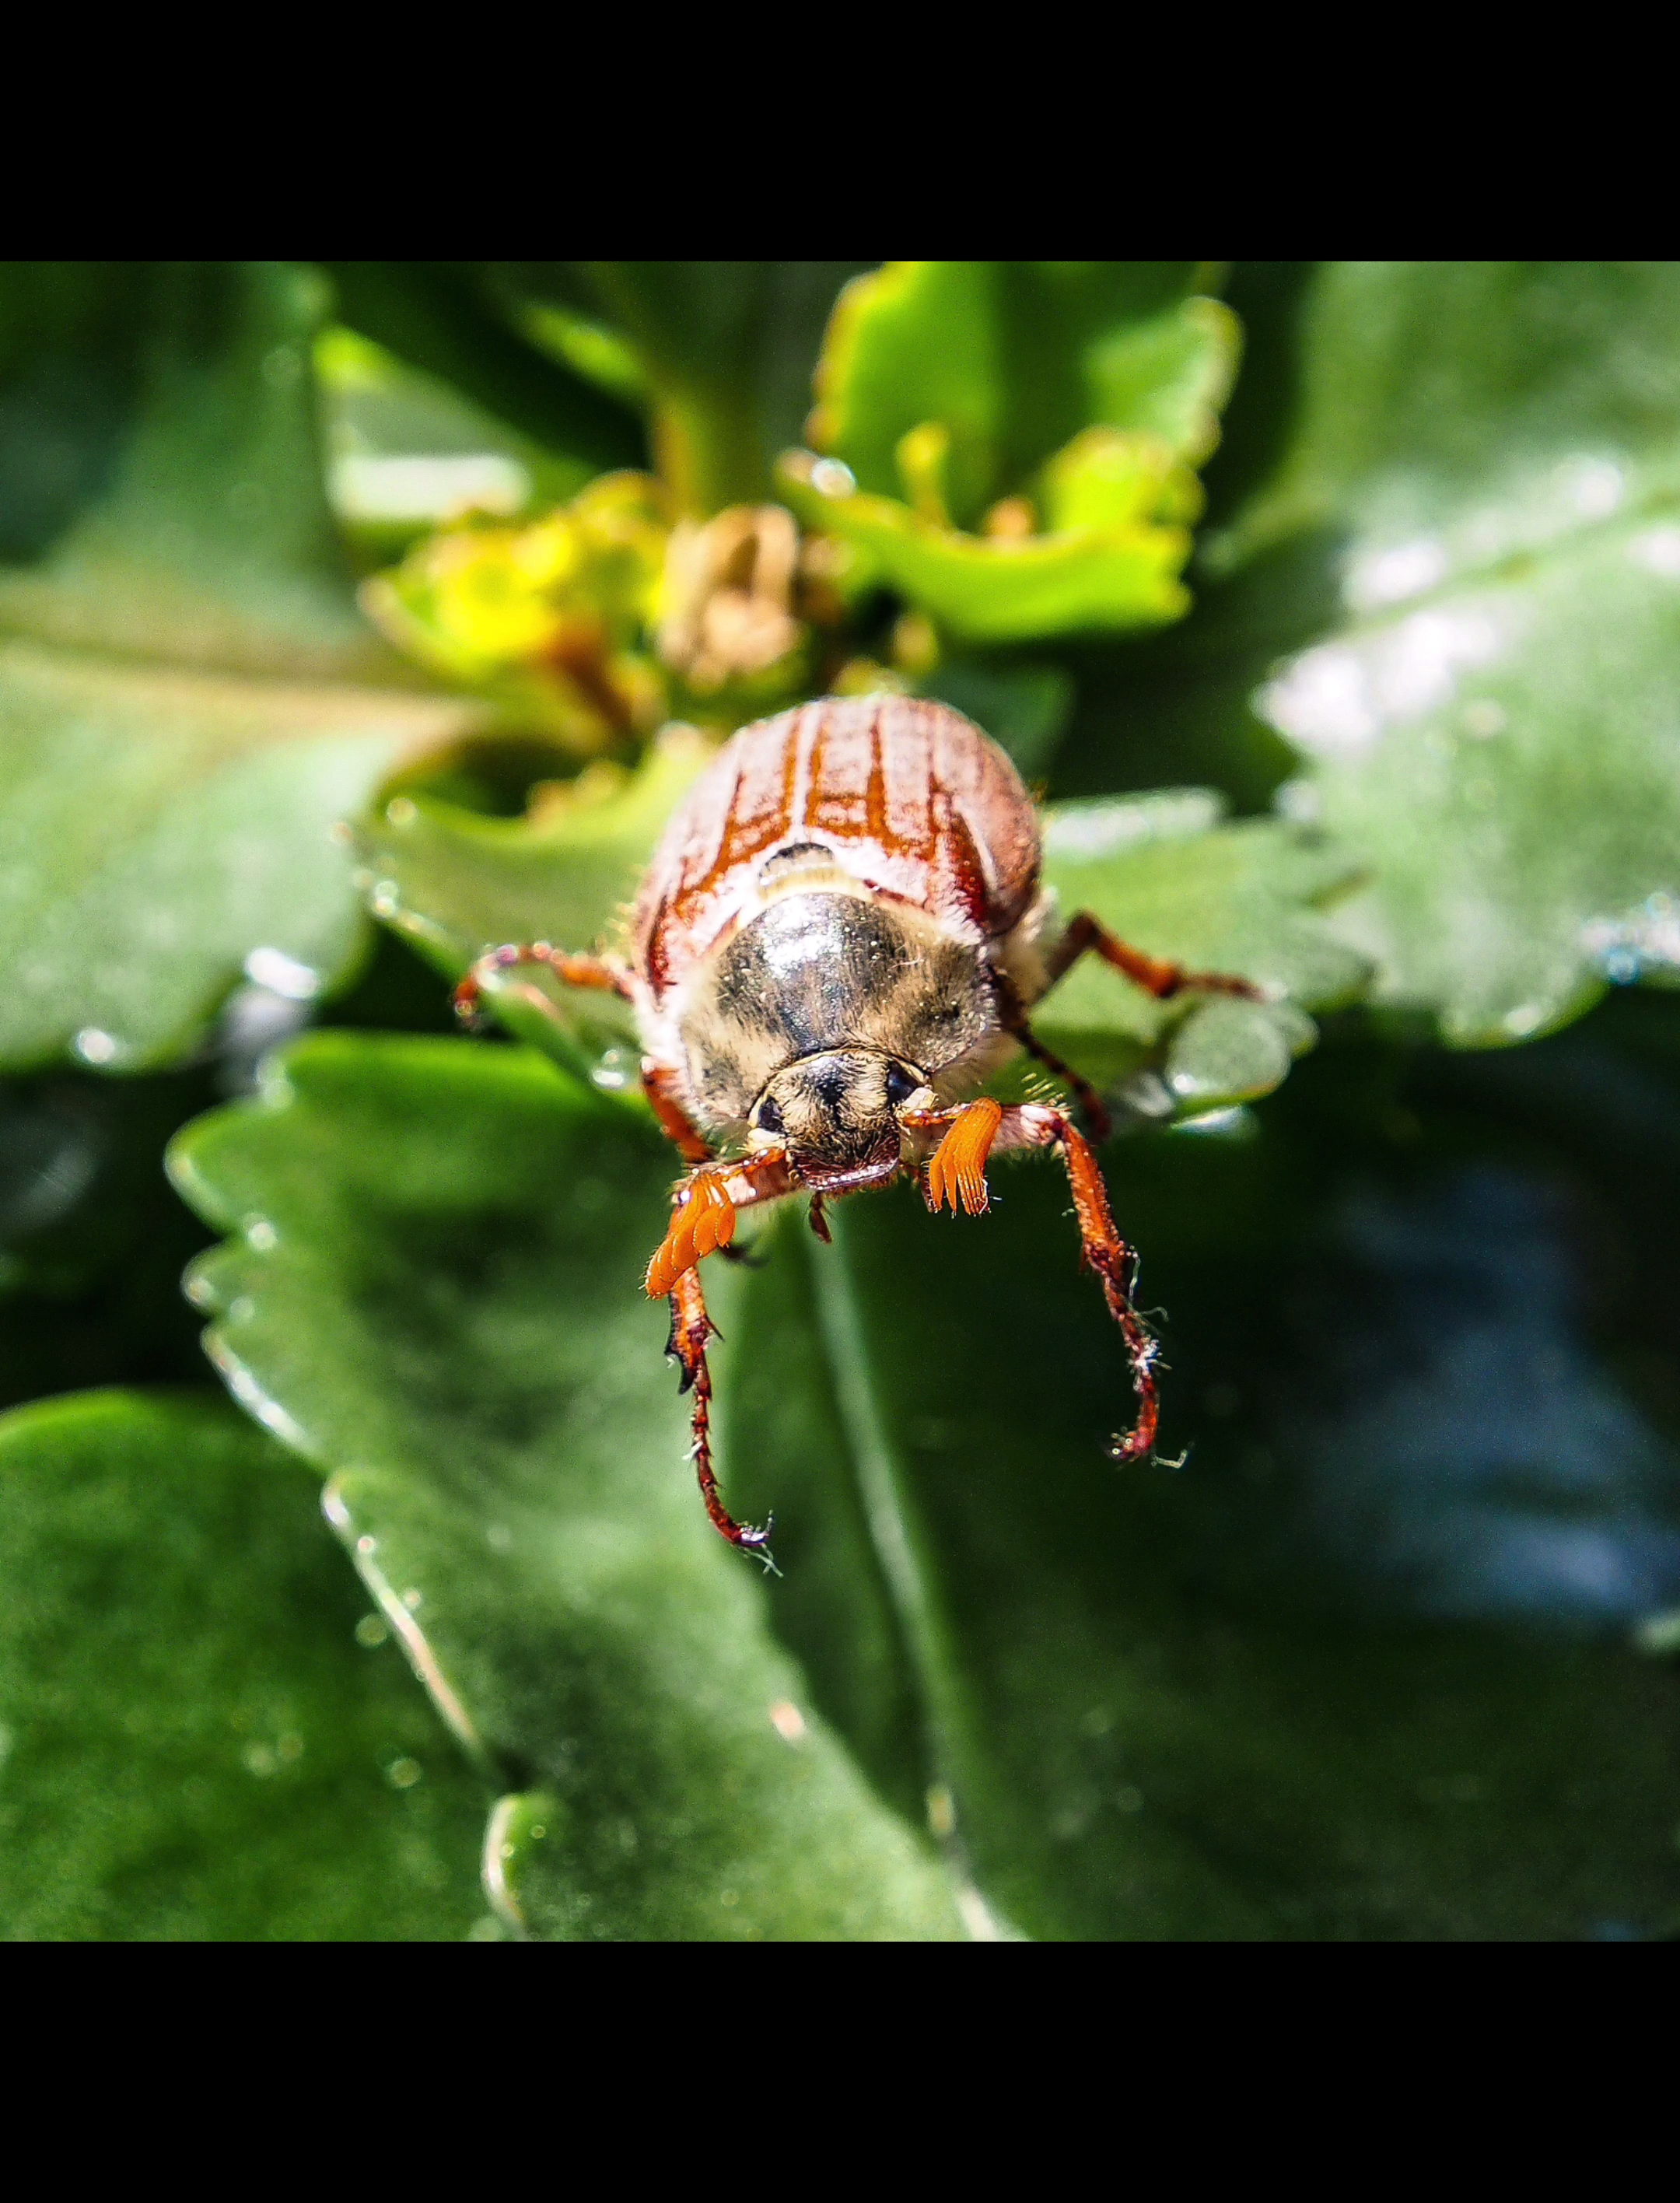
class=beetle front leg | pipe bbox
[641,1068,772,1263]
[645,1147,797,1299]
[642,1063,715,1165]
[904,1100,1004,1216]
[666,1267,775,1564]
[911,1101,1161,1463]
[453,944,631,1029]
[993,1102,1160,1463]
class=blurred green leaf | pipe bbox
[1135,261,1680,1045]
[167,1035,968,1940]
[0,262,483,1071]
[0,655,476,1071]
[0,263,149,564]
[809,262,1231,523]
[324,263,648,485]
[0,1388,487,1939]
[316,324,597,561]
[0,262,376,674]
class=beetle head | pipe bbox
[749,1049,931,1194]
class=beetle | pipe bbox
[453,694,1259,1560]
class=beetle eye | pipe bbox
[884,1063,919,1107]
[754,1095,784,1134]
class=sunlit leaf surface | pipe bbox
[779,459,1198,643]
[0,653,472,1070]
[774,263,1239,646]
[1134,261,1680,1044]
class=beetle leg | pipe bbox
[991,975,1113,1140]
[905,1098,1159,1456]
[987,1102,1160,1465]
[666,1267,776,1564]
[642,1063,715,1165]
[1016,1024,1111,1140]
[453,944,632,1029]
[645,1148,796,1300]
[1043,911,1264,1003]
[642,1068,757,1258]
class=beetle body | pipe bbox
[454,694,1261,1560]
[629,699,1050,1188]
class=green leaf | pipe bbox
[716,1035,1680,1939]
[167,1034,968,1940]
[0,652,477,1072]
[0,263,481,1070]
[0,1388,488,1939]
[774,265,1240,645]
[324,263,648,485]
[1033,789,1368,1109]
[1147,261,1680,1045]
[316,324,598,559]
[809,262,1232,522]
[0,262,376,674]
[778,450,1197,644]
[358,727,707,972]
[0,263,149,564]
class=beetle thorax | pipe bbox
[674,884,996,1133]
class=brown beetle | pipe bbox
[455,695,1258,1560]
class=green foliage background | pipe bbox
[3,261,1680,1939]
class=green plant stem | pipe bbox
[653,386,768,515]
